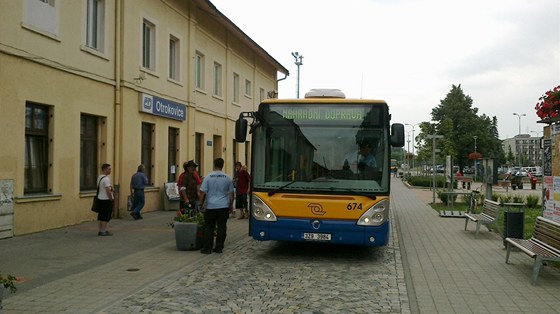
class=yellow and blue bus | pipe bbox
[235,89,404,246]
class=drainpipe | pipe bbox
[113,0,123,215]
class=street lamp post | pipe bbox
[473,135,478,181]
[291,52,303,98]
[405,123,419,174]
[406,132,411,175]
[513,113,526,167]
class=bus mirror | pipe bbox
[235,117,248,142]
[391,123,405,147]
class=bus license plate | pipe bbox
[303,233,331,241]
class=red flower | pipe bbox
[535,85,560,119]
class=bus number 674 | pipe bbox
[346,203,363,210]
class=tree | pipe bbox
[416,84,505,172]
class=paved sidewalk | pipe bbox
[1,211,250,313]
[392,178,560,313]
[1,181,558,313]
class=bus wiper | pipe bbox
[330,187,377,200]
[268,180,297,196]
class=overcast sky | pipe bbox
[211,0,559,140]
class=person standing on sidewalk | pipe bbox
[97,163,114,236]
[179,160,200,214]
[199,158,234,254]
[129,164,148,220]
[234,161,251,219]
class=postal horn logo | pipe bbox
[143,94,153,110]
[308,203,326,215]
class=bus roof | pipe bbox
[261,89,387,104]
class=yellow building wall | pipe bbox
[0,0,284,235]
[0,54,115,235]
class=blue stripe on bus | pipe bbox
[251,218,389,247]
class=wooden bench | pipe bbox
[464,199,501,238]
[505,216,560,285]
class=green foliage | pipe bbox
[512,194,524,203]
[0,272,17,294]
[168,211,205,228]
[437,190,458,205]
[415,84,505,172]
[406,175,456,189]
[498,194,512,204]
[526,195,540,208]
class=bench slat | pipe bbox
[505,216,560,284]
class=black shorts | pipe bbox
[97,199,113,222]
[235,194,247,209]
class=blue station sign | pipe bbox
[140,93,186,121]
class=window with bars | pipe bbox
[80,114,98,190]
[141,122,154,184]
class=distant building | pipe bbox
[0,0,288,236]
[502,134,543,167]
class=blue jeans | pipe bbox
[131,190,145,215]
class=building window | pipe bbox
[168,127,178,182]
[194,52,204,90]
[245,79,252,97]
[260,88,265,102]
[233,73,240,103]
[24,103,49,194]
[169,35,180,81]
[141,122,154,184]
[24,0,59,36]
[80,114,98,190]
[213,62,222,97]
[142,19,156,70]
[85,0,104,51]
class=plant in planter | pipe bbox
[169,209,205,251]
[1,272,18,309]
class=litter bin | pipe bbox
[502,203,524,247]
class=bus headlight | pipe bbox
[357,199,389,226]
[252,195,277,222]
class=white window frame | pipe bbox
[244,79,252,98]
[233,73,240,103]
[24,0,59,37]
[213,62,222,97]
[169,35,180,81]
[195,52,205,90]
[142,19,156,71]
[85,0,105,51]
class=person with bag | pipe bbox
[96,163,114,236]
[129,164,148,220]
[199,158,234,254]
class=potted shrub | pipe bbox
[169,209,204,251]
[0,272,17,309]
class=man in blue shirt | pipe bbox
[199,158,234,254]
[130,164,148,220]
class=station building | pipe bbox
[0,0,288,236]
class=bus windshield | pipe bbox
[251,103,389,194]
